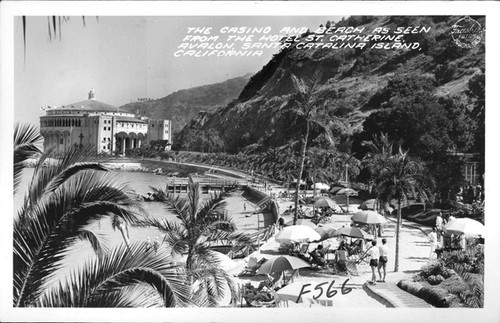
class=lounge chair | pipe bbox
[240,284,276,307]
[237,257,267,276]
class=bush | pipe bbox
[440,274,469,295]
[417,286,454,307]
[398,279,424,295]
[427,275,445,285]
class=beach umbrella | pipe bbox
[444,218,485,237]
[275,281,334,306]
[329,186,344,194]
[276,225,321,243]
[336,226,373,240]
[359,199,377,210]
[351,210,387,225]
[314,224,338,242]
[285,219,317,229]
[334,187,358,212]
[257,255,310,274]
[314,183,330,190]
[313,196,337,209]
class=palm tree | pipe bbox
[375,147,429,272]
[14,129,191,307]
[134,178,252,306]
[288,73,332,225]
[303,147,332,196]
[362,133,394,212]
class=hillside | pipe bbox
[119,74,252,134]
[176,16,485,154]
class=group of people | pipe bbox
[428,212,466,259]
[459,183,483,204]
[363,238,389,285]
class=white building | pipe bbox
[39,89,172,155]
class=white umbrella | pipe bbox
[275,225,321,243]
[285,219,317,229]
[351,210,387,225]
[314,183,330,190]
[334,188,358,212]
[444,218,485,237]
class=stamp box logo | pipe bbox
[451,16,483,49]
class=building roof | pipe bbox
[53,99,127,113]
[116,116,146,123]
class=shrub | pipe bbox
[397,279,424,296]
[417,286,454,307]
[440,274,469,295]
[427,275,445,285]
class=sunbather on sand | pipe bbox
[243,284,273,304]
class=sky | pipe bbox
[14,16,340,125]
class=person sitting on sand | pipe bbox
[242,284,273,304]
[310,245,327,267]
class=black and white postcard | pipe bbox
[1,2,499,322]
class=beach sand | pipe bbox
[228,182,432,309]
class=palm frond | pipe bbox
[36,242,192,307]
[14,170,141,307]
[134,217,188,256]
[13,123,42,194]
[77,229,107,258]
[44,162,108,194]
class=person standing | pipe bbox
[377,238,389,282]
[428,228,438,260]
[243,202,247,212]
[435,212,444,248]
[366,240,380,285]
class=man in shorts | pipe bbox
[367,240,379,285]
[377,238,389,282]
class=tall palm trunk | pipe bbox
[394,197,402,272]
[294,122,310,225]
